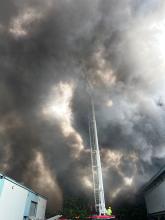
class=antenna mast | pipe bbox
[88,90,106,215]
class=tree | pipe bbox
[62,197,91,219]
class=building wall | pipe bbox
[0,177,47,220]
[145,179,165,214]
[36,196,47,219]
[0,178,28,220]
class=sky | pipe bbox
[0,0,165,214]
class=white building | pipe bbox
[144,166,165,220]
[0,173,47,220]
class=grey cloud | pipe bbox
[0,0,165,215]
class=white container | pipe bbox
[0,173,47,220]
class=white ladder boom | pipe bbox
[89,100,106,215]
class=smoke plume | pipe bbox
[0,0,165,213]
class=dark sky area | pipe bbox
[0,0,165,215]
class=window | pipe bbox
[29,201,37,217]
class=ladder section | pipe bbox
[89,101,106,215]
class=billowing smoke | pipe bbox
[0,0,165,214]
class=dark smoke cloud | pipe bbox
[0,0,165,214]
